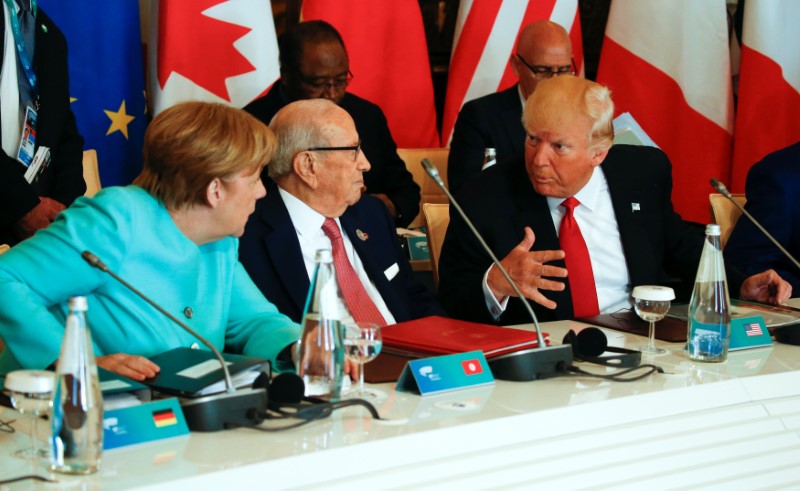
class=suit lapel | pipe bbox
[259,183,311,316]
[339,209,401,318]
[509,166,573,319]
[601,155,652,284]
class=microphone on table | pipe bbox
[710,178,800,272]
[709,179,800,346]
[81,250,267,431]
[421,159,573,380]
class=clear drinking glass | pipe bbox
[343,322,383,400]
[632,285,675,355]
[5,370,55,461]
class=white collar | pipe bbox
[546,166,608,213]
[278,186,341,239]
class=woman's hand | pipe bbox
[97,353,160,381]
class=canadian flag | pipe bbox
[596,0,733,223]
[730,1,800,190]
[440,0,584,146]
[301,0,439,148]
[148,0,279,115]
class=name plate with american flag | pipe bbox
[729,316,773,351]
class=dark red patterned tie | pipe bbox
[559,197,599,317]
[321,218,386,326]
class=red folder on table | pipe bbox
[367,316,548,383]
[382,316,547,357]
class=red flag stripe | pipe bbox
[441,1,504,146]
[731,47,800,191]
[302,1,439,147]
[598,38,731,223]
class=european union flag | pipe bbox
[39,1,147,186]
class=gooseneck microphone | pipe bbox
[81,250,267,431]
[421,159,573,380]
[710,178,800,273]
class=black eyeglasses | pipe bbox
[306,140,361,162]
[293,68,354,93]
[516,54,576,79]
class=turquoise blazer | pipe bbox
[0,186,300,373]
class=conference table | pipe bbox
[2,319,800,490]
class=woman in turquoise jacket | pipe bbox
[0,102,301,380]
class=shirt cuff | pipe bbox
[482,264,509,320]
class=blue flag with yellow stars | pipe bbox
[39,1,147,186]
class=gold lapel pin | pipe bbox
[356,229,369,241]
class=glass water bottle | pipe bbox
[687,225,731,362]
[296,249,348,399]
[50,296,103,474]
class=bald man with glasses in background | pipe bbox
[448,20,575,194]
[244,20,420,228]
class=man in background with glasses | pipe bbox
[245,20,421,228]
[239,99,445,326]
[448,20,574,194]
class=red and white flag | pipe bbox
[730,1,800,190]
[596,0,733,223]
[440,0,583,146]
[148,0,279,115]
[302,0,439,148]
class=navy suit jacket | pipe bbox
[439,145,746,325]
[0,7,85,241]
[447,85,525,194]
[244,83,421,227]
[239,179,445,324]
[726,141,800,292]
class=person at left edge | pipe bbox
[0,1,85,245]
[244,20,421,228]
[0,102,301,380]
[239,98,445,325]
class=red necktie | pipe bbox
[559,197,600,317]
[321,218,387,326]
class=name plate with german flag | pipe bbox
[396,350,495,396]
[103,398,189,450]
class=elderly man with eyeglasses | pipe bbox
[244,20,421,228]
[239,99,445,327]
[448,20,575,194]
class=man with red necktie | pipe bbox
[239,99,444,326]
[438,76,790,326]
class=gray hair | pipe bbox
[268,99,339,179]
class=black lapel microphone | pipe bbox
[421,159,573,380]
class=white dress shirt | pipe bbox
[484,166,632,317]
[279,187,397,325]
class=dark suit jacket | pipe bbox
[726,141,800,291]
[239,178,445,324]
[0,7,85,241]
[447,85,526,194]
[244,84,421,227]
[439,145,746,325]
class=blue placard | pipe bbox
[104,398,189,450]
[396,350,495,396]
[729,316,773,351]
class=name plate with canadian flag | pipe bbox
[729,316,773,351]
[396,350,495,396]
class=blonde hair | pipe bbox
[523,76,614,152]
[134,102,276,209]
